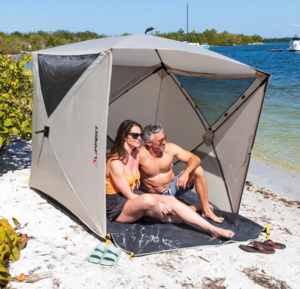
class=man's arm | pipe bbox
[168,143,201,189]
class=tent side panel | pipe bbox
[213,85,266,212]
[49,53,112,237]
[29,138,92,225]
[30,52,112,237]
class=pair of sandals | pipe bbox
[239,239,286,254]
[88,244,121,265]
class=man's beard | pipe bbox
[153,144,165,152]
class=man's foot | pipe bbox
[189,204,214,212]
[210,227,235,239]
[202,209,224,223]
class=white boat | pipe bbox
[289,36,300,51]
[182,41,210,50]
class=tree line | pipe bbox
[262,37,291,42]
[0,29,265,53]
[155,29,263,46]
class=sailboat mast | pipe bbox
[187,3,188,42]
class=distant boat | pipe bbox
[184,4,210,50]
[182,41,210,50]
[269,48,283,52]
[288,35,300,51]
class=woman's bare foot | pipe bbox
[210,227,235,239]
[202,208,224,223]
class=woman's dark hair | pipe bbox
[106,120,142,164]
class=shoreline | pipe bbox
[210,42,264,47]
[252,152,300,175]
[248,158,300,202]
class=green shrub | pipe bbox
[0,54,33,151]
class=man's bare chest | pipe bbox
[141,154,174,176]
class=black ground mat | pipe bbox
[107,191,264,256]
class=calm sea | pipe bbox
[22,42,300,173]
[210,42,300,173]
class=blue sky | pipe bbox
[1,0,300,38]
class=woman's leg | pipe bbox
[116,194,182,224]
[151,195,235,239]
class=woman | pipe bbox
[106,120,235,239]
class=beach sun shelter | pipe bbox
[29,34,271,239]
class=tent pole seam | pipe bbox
[155,75,163,124]
[109,67,163,105]
[169,74,209,130]
[210,78,258,130]
[213,78,269,135]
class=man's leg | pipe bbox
[187,166,224,223]
[167,171,213,216]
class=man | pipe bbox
[139,124,224,223]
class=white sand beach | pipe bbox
[1,140,300,289]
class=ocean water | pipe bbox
[22,42,299,173]
[210,42,300,173]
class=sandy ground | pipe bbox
[1,140,300,289]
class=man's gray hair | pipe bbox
[142,124,164,141]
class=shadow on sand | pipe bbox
[0,139,31,176]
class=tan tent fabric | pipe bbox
[30,35,270,238]
[214,84,267,212]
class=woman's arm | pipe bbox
[109,160,138,200]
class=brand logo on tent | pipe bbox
[94,125,98,167]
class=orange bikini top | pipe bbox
[106,158,140,195]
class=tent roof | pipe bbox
[36,35,259,76]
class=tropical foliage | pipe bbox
[0,30,107,54]
[0,218,28,288]
[0,54,33,150]
[0,29,263,53]
[154,29,262,46]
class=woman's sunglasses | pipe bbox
[128,133,143,139]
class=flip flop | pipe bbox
[263,239,286,249]
[239,242,275,254]
[100,246,121,266]
[88,244,107,263]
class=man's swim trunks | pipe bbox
[161,170,194,198]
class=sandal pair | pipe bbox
[88,244,121,266]
[239,240,286,254]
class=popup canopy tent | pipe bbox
[29,35,270,240]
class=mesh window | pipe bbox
[38,53,100,117]
[176,76,255,126]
